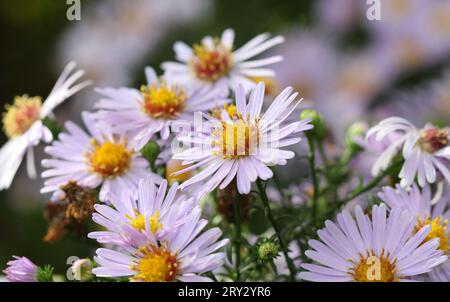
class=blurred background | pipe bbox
[0,0,449,273]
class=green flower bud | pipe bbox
[255,237,280,264]
[299,109,325,140]
[345,122,367,154]
[71,258,94,281]
[140,140,160,170]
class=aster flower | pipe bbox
[88,176,195,247]
[162,29,284,94]
[173,82,312,195]
[379,184,449,280]
[299,204,447,282]
[3,256,38,282]
[366,117,450,187]
[0,62,91,190]
[94,67,229,150]
[41,112,161,202]
[92,206,229,282]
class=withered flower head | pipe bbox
[44,182,96,243]
[216,183,253,222]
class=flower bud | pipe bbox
[255,237,280,264]
[140,140,160,169]
[345,122,367,154]
[71,258,94,281]
[299,109,325,140]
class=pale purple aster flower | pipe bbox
[88,176,195,247]
[3,256,38,282]
[92,207,229,282]
[161,29,284,94]
[0,62,91,190]
[41,112,161,202]
[299,204,447,282]
[173,82,313,195]
[366,117,450,187]
[428,260,450,282]
[379,184,449,280]
[94,67,229,150]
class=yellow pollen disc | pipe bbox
[415,216,449,253]
[351,255,397,282]
[127,213,146,232]
[211,104,238,120]
[418,127,449,154]
[165,159,193,184]
[126,210,163,234]
[87,139,132,178]
[2,95,42,139]
[131,245,179,282]
[431,8,450,35]
[249,77,279,96]
[212,118,260,159]
[141,82,186,119]
[191,40,232,82]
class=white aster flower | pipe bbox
[94,67,229,150]
[173,82,312,195]
[299,204,447,282]
[41,112,161,202]
[0,62,90,190]
[366,117,450,187]
[379,184,449,280]
[89,176,195,247]
[162,29,284,94]
[92,206,229,282]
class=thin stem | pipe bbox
[322,160,402,219]
[256,179,296,282]
[307,137,319,222]
[317,141,329,166]
[233,192,242,282]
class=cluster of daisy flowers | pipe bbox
[1,29,449,283]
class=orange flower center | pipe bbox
[141,82,186,119]
[2,95,42,138]
[419,127,449,154]
[191,41,232,82]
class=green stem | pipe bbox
[307,137,319,222]
[323,160,402,218]
[317,141,329,166]
[233,193,242,282]
[256,179,296,282]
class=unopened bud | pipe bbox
[71,258,94,281]
[299,109,325,140]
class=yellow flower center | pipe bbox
[249,77,278,96]
[87,139,132,178]
[141,82,186,119]
[418,127,449,154]
[350,255,397,282]
[388,0,409,17]
[431,7,450,35]
[211,104,238,120]
[213,117,260,159]
[415,216,449,253]
[127,210,163,234]
[2,95,42,138]
[165,159,193,184]
[131,245,179,282]
[191,41,232,82]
